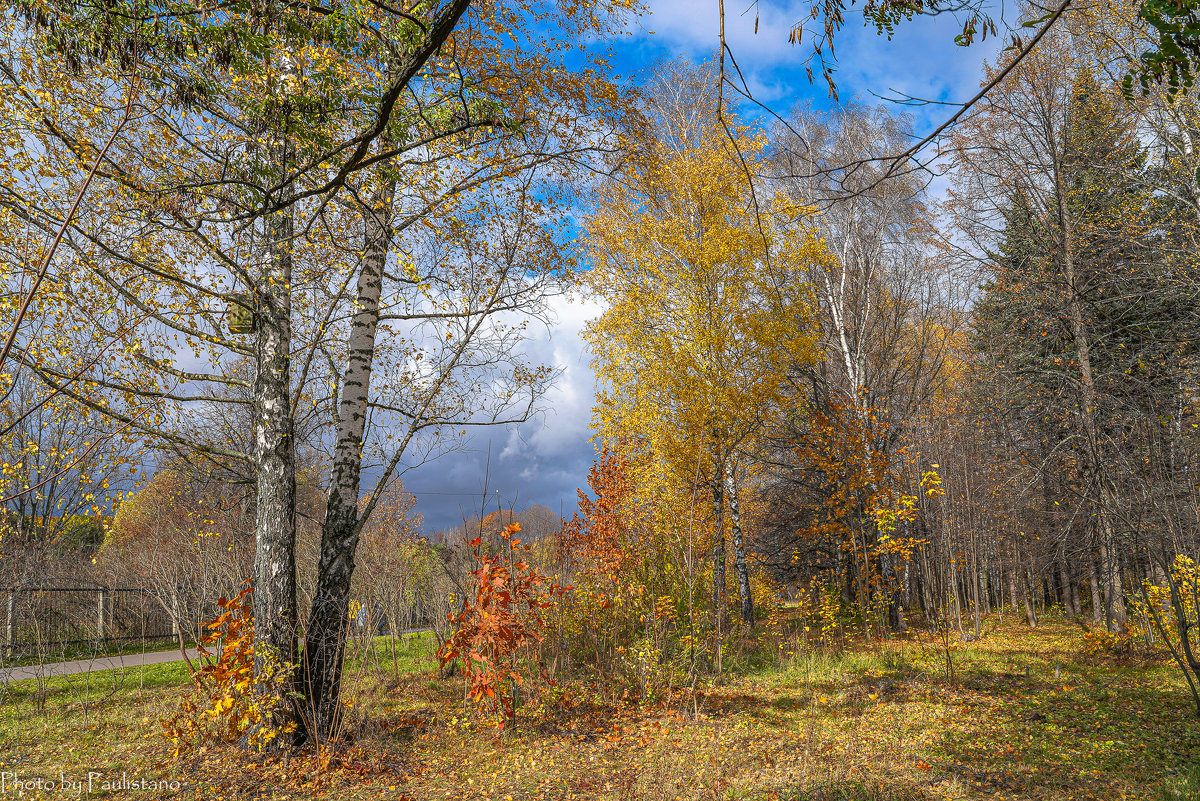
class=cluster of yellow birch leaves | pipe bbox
[585,108,821,500]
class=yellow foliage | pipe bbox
[162,585,297,753]
[583,91,823,493]
[920,468,945,498]
[1131,555,1200,658]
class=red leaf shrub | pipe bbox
[436,522,566,727]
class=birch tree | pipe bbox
[764,104,955,631]
[0,0,633,740]
[584,65,822,627]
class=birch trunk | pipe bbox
[711,462,726,617]
[725,463,753,624]
[253,199,299,694]
[303,179,395,740]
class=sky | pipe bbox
[402,0,1010,535]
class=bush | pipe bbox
[162,584,297,753]
[1080,626,1141,658]
[437,523,565,728]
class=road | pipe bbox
[0,627,432,683]
[0,647,202,683]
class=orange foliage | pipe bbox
[790,401,906,548]
[162,584,296,753]
[785,399,931,624]
[437,523,566,727]
[558,443,637,588]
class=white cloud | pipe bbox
[639,0,811,62]
[632,0,1006,138]
[499,290,604,462]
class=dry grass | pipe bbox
[0,620,1197,799]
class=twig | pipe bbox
[0,76,139,379]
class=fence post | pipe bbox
[5,591,13,656]
[171,584,179,639]
[97,588,107,641]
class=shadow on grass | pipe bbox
[932,664,1200,799]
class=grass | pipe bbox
[0,619,1196,799]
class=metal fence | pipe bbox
[2,586,177,654]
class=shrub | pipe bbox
[1080,626,1140,658]
[162,584,296,753]
[437,523,565,728]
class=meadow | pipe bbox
[1,620,1196,800]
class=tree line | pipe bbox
[578,9,1200,712]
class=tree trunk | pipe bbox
[726,464,753,625]
[711,461,726,614]
[253,199,299,712]
[303,179,395,741]
[1088,553,1104,625]
[920,545,935,618]
[711,457,725,673]
[1059,560,1078,616]
[1021,566,1039,628]
[896,558,911,631]
[971,537,981,637]
[1070,564,1082,618]
[1008,565,1019,613]
[1053,157,1125,633]
[949,550,964,634]
[841,547,854,607]
[1098,517,1127,630]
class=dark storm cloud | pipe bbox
[402,293,603,535]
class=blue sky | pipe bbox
[402,0,1008,535]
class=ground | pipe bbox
[0,620,1196,800]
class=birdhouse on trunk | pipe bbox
[227,293,257,334]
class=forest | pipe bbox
[1,0,1200,798]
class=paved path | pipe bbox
[0,648,202,683]
[0,627,431,684]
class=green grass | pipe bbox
[1158,764,1200,801]
[341,629,437,673]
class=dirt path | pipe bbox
[0,648,201,683]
